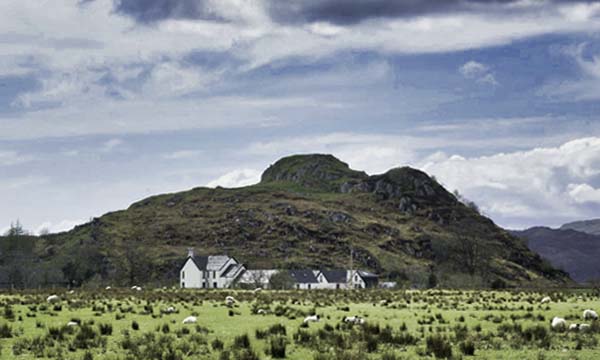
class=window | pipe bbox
[296,284,300,289]
[308,284,311,290]
[336,284,340,289]
[181,282,185,288]
[213,282,217,288]
[354,275,358,281]
[213,271,216,278]
[202,282,206,288]
[182,271,185,279]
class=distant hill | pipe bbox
[561,219,600,236]
[0,154,569,288]
[512,227,600,283]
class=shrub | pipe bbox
[233,334,251,349]
[98,323,113,336]
[268,336,287,358]
[83,351,94,360]
[425,334,452,359]
[0,323,12,338]
[212,338,224,350]
[131,321,139,331]
[459,340,475,356]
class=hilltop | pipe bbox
[0,154,568,288]
[561,219,600,236]
[513,225,600,283]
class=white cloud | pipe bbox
[567,183,600,204]
[0,150,34,166]
[421,137,600,228]
[162,150,204,160]
[206,169,261,188]
[459,60,498,85]
[101,138,123,152]
[34,219,84,235]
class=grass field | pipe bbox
[0,289,599,359]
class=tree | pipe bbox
[451,235,490,276]
[4,220,27,236]
[269,271,295,290]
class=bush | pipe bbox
[268,336,287,358]
[83,351,94,360]
[233,334,251,349]
[131,321,139,331]
[212,338,224,350]
[0,323,12,338]
[98,323,113,336]
[426,334,452,359]
[460,340,475,356]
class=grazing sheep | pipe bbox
[130,286,142,291]
[225,296,236,306]
[303,315,320,323]
[164,306,176,314]
[551,317,567,330]
[257,309,267,315]
[46,295,60,304]
[182,316,197,324]
[569,323,580,331]
[343,316,365,325]
[67,321,78,327]
[379,300,389,306]
[67,290,75,295]
[253,288,262,293]
[580,324,591,332]
[105,286,112,290]
[583,309,598,320]
[540,296,551,304]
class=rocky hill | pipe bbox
[0,154,569,288]
[512,226,600,283]
[561,219,600,236]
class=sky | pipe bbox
[1,0,600,233]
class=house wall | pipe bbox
[180,259,203,289]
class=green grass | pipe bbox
[0,289,599,359]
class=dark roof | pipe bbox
[190,256,209,270]
[357,270,378,279]
[288,269,318,284]
[320,269,347,283]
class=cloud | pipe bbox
[539,43,600,100]
[101,138,124,152]
[162,149,204,160]
[34,219,85,235]
[206,169,261,188]
[421,137,600,228]
[459,60,498,85]
[0,151,34,166]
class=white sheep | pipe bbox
[343,316,365,325]
[583,309,598,320]
[580,324,591,332]
[551,317,567,330]
[253,288,262,293]
[46,295,60,304]
[105,286,112,290]
[67,290,75,295]
[225,296,236,306]
[164,306,176,314]
[257,309,267,315]
[130,286,142,291]
[379,300,389,306]
[303,315,320,323]
[182,316,197,324]
[67,321,79,327]
[540,296,551,304]
[569,323,579,331]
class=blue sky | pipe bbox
[2,0,600,233]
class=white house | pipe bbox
[237,269,280,289]
[179,250,245,289]
[314,269,379,289]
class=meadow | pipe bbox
[0,288,599,359]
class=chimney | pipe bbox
[187,248,194,258]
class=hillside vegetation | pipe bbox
[0,154,568,288]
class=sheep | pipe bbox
[583,309,598,320]
[182,316,197,324]
[131,286,142,291]
[46,295,60,304]
[343,316,365,325]
[580,324,591,332]
[303,315,320,323]
[164,306,176,314]
[379,300,389,306]
[257,309,267,315]
[67,290,75,295]
[67,321,79,327]
[225,296,236,306]
[551,317,567,330]
[569,323,579,331]
[540,296,552,304]
[253,288,262,293]
[105,286,112,290]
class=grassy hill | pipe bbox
[0,154,569,288]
